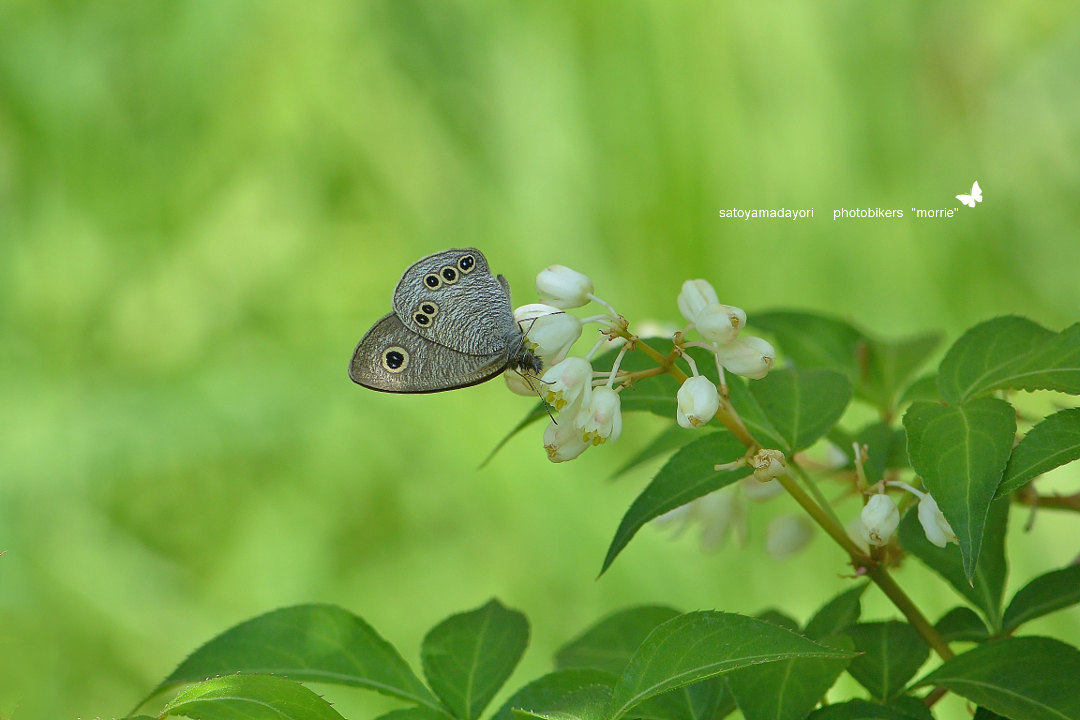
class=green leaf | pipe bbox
[736,367,853,453]
[806,699,925,719]
[853,422,909,483]
[937,317,1080,403]
[610,426,702,480]
[150,604,438,710]
[898,374,939,406]
[903,397,1016,581]
[860,332,942,414]
[757,609,800,632]
[752,311,863,378]
[1003,564,1080,633]
[726,634,852,720]
[421,599,529,720]
[898,498,1009,632]
[556,606,681,675]
[600,432,751,575]
[915,636,1080,720]
[492,669,615,720]
[160,674,345,720]
[998,407,1080,497]
[843,622,929,701]
[375,709,457,720]
[804,583,868,640]
[606,611,855,720]
[934,607,989,643]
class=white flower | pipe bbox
[714,336,775,379]
[543,418,590,462]
[695,303,746,344]
[678,279,719,323]
[654,491,746,551]
[536,265,594,309]
[750,448,788,483]
[514,304,582,365]
[765,515,814,557]
[739,475,785,502]
[676,375,720,428]
[917,493,958,548]
[541,357,592,411]
[575,386,622,445]
[860,493,900,547]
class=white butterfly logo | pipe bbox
[956,180,982,208]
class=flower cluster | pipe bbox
[507,267,776,463]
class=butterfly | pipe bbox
[956,181,982,208]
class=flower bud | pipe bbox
[917,493,958,548]
[677,279,719,323]
[514,304,582,365]
[695,303,746,344]
[536,265,594,309]
[859,493,899,547]
[765,515,814,557]
[543,419,589,462]
[750,448,788,483]
[714,336,775,379]
[575,386,622,445]
[676,375,720,429]
[541,357,593,411]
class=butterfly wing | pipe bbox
[971,181,982,203]
[349,313,508,393]
[391,247,518,356]
[956,194,975,207]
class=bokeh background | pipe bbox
[2,2,1079,718]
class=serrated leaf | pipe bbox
[606,611,855,720]
[734,367,853,453]
[860,332,942,414]
[1003,564,1080,633]
[934,606,989,643]
[421,599,529,720]
[903,397,1016,581]
[556,606,681,675]
[757,609,800,632]
[998,407,1080,497]
[610,426,704,480]
[600,432,751,575]
[898,498,1009,632]
[149,604,438,710]
[804,583,868,640]
[806,699,924,719]
[160,674,345,720]
[492,669,615,720]
[915,636,1080,720]
[726,634,852,720]
[937,317,1080,403]
[752,311,863,378]
[843,622,929,701]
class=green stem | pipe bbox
[776,473,953,661]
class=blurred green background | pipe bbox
[1,2,1079,718]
